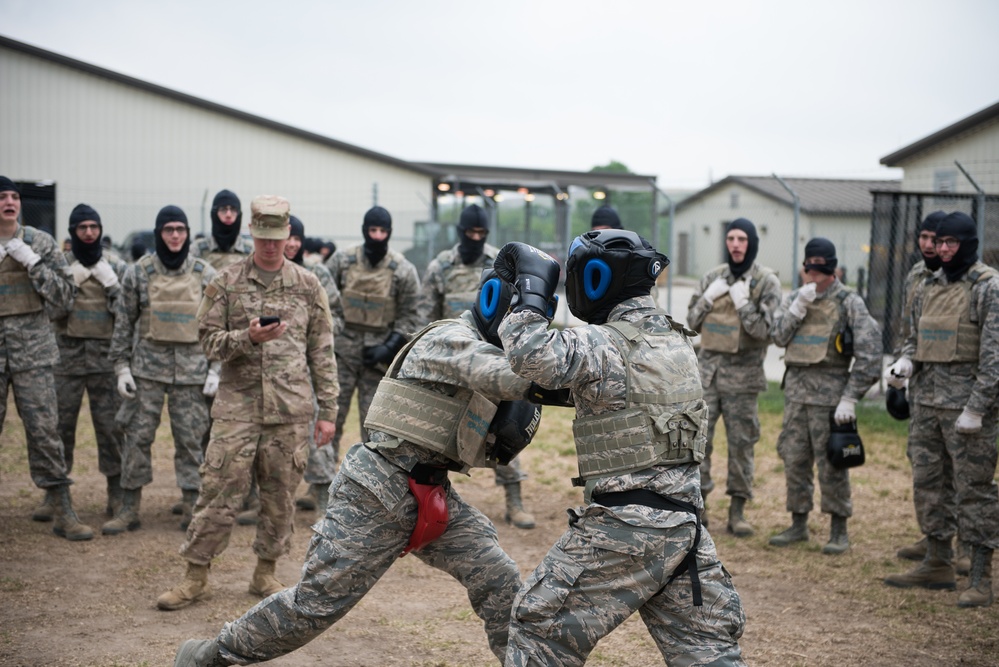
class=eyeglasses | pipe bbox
[933,238,960,248]
[161,225,188,236]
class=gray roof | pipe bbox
[881,100,999,166]
[676,175,901,216]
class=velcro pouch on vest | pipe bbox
[826,413,865,469]
[573,408,659,482]
[456,391,498,468]
[402,476,449,556]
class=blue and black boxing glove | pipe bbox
[494,242,561,317]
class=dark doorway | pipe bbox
[17,181,57,238]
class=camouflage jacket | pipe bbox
[416,243,499,325]
[499,296,704,529]
[901,262,999,413]
[687,261,781,394]
[109,254,217,385]
[307,262,346,336]
[324,245,421,362]
[0,224,76,373]
[197,256,339,424]
[190,234,254,272]
[53,250,129,376]
[772,279,882,407]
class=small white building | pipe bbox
[672,175,900,285]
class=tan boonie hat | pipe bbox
[249,195,291,239]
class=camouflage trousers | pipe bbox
[699,388,760,500]
[330,354,382,459]
[55,372,122,478]
[180,420,311,564]
[775,400,852,518]
[116,377,207,491]
[216,448,521,663]
[0,366,70,488]
[302,395,335,485]
[506,508,746,667]
[908,404,999,549]
[495,457,528,485]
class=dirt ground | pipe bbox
[1,397,998,667]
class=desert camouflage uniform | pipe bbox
[900,262,999,549]
[687,262,781,500]
[179,256,339,565]
[213,312,527,663]
[324,245,421,459]
[418,242,528,489]
[53,249,129,478]
[771,279,881,518]
[498,296,746,667]
[109,254,216,493]
[0,224,76,488]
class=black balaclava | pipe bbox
[457,204,489,265]
[803,237,837,275]
[131,242,147,262]
[211,189,242,252]
[590,204,623,230]
[919,210,947,272]
[154,205,190,270]
[288,215,306,265]
[937,212,978,282]
[68,203,104,267]
[725,218,759,278]
[362,206,392,266]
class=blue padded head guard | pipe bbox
[472,268,514,348]
[565,229,668,324]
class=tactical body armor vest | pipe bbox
[365,320,498,470]
[784,290,851,367]
[572,312,708,485]
[341,246,399,330]
[440,255,490,318]
[203,250,245,272]
[60,266,114,339]
[914,265,997,364]
[0,226,43,317]
[137,255,205,344]
[699,264,775,354]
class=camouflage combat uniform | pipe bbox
[179,255,339,566]
[324,244,420,458]
[900,262,999,552]
[110,254,216,494]
[0,224,77,489]
[771,279,881,518]
[687,261,781,501]
[499,296,746,667]
[212,312,527,663]
[53,249,129,479]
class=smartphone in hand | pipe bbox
[259,316,281,327]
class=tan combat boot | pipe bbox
[727,496,754,538]
[158,562,211,611]
[504,482,536,529]
[174,638,231,667]
[883,537,956,590]
[248,558,284,598]
[822,515,850,555]
[769,512,809,547]
[52,485,94,541]
[955,540,971,577]
[31,488,56,522]
[101,488,142,535]
[896,535,929,561]
[179,488,198,531]
[106,474,124,518]
[957,546,994,608]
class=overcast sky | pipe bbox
[3,0,998,190]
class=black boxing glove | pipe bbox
[362,331,407,367]
[488,400,543,466]
[527,382,573,407]
[494,242,561,317]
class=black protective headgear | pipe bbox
[154,205,190,270]
[362,206,392,265]
[803,237,837,275]
[919,210,947,272]
[287,215,306,265]
[210,189,242,252]
[565,229,668,324]
[937,211,978,281]
[68,203,104,267]
[458,204,489,265]
[885,386,911,421]
[473,268,514,348]
[725,218,759,278]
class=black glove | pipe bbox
[527,382,573,407]
[494,242,561,317]
[362,331,408,368]
[488,400,543,466]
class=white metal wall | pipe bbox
[0,46,433,247]
[894,120,999,194]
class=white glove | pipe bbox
[729,279,750,310]
[5,237,41,269]
[68,262,92,286]
[202,368,220,397]
[955,408,983,434]
[90,259,119,289]
[0,243,6,261]
[702,277,730,306]
[116,367,137,399]
[834,397,857,425]
[788,282,817,319]
[887,357,913,381]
